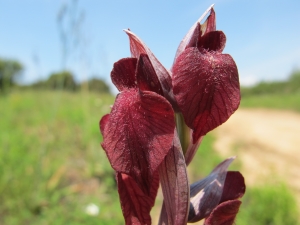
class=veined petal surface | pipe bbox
[204,200,241,225]
[117,172,159,225]
[124,29,172,95]
[220,171,245,203]
[101,89,175,194]
[172,48,240,142]
[197,31,226,53]
[111,57,138,91]
[158,130,189,225]
[137,54,164,96]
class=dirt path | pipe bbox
[213,108,300,204]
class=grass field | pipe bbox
[241,93,300,112]
[0,90,124,225]
[1,90,299,224]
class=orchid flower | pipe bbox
[99,5,245,225]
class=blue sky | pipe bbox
[1,0,300,88]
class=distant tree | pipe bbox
[241,69,300,96]
[81,78,110,93]
[46,71,77,91]
[0,58,23,92]
[29,80,47,90]
[288,70,300,92]
[289,70,300,82]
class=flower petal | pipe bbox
[111,57,138,91]
[220,171,245,203]
[99,113,110,137]
[124,29,172,95]
[188,157,235,223]
[136,54,164,96]
[204,200,242,225]
[197,31,226,53]
[174,4,214,62]
[101,88,175,194]
[201,7,216,35]
[117,172,159,225]
[184,23,201,50]
[172,48,240,143]
[158,129,189,225]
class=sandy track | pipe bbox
[213,108,300,204]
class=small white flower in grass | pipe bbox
[85,203,99,216]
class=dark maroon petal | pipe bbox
[174,4,214,62]
[99,114,110,136]
[204,200,242,225]
[117,172,159,225]
[158,202,168,225]
[184,23,201,49]
[111,57,138,91]
[101,89,175,194]
[201,7,216,35]
[188,157,235,223]
[137,54,164,96]
[220,172,246,203]
[197,31,226,53]
[124,29,172,96]
[158,130,189,225]
[172,47,240,143]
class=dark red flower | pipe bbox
[172,7,240,143]
[188,157,245,223]
[99,5,244,225]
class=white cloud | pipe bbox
[239,74,259,87]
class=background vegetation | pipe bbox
[241,70,300,112]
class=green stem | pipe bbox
[175,113,190,155]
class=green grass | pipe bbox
[0,90,123,225]
[236,183,299,225]
[241,93,300,112]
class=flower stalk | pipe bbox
[175,113,190,154]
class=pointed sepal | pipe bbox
[158,130,190,225]
[188,157,235,222]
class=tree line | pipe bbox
[241,70,300,96]
[0,58,110,94]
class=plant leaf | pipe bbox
[172,47,240,143]
[204,200,242,225]
[101,89,175,194]
[111,57,138,91]
[117,172,159,225]
[158,129,189,225]
[188,157,235,223]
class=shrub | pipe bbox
[236,183,299,225]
